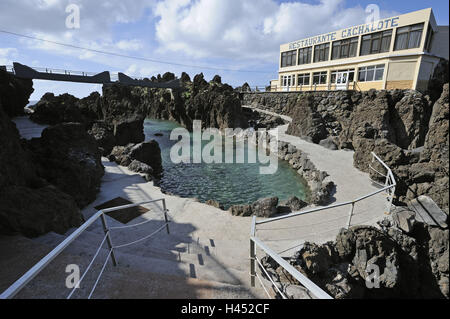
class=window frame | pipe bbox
[360,30,392,56]
[332,37,359,60]
[358,64,385,82]
[281,50,297,68]
[297,73,310,86]
[394,23,424,51]
[281,75,295,87]
[298,47,312,65]
[313,43,330,63]
[312,71,328,85]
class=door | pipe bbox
[336,71,348,90]
[282,75,293,92]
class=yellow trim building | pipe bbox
[273,8,449,92]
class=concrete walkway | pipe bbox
[242,105,292,122]
[247,110,391,255]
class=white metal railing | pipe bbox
[30,66,98,77]
[0,198,170,299]
[250,152,397,299]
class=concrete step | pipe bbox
[8,235,263,299]
[30,230,252,288]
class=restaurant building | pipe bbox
[272,8,449,92]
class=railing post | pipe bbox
[100,213,117,267]
[250,238,256,287]
[162,199,170,235]
[347,202,355,228]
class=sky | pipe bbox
[0,0,448,101]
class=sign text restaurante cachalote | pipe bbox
[289,17,400,50]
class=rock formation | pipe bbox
[30,92,101,126]
[109,140,163,180]
[244,84,449,213]
[0,71,84,237]
[229,197,279,218]
[30,91,146,155]
[102,73,248,131]
[26,123,105,208]
[261,210,449,299]
[0,69,33,117]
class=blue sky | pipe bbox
[0,0,448,100]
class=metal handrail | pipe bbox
[251,236,333,299]
[250,152,397,299]
[0,198,170,299]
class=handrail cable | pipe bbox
[67,232,109,299]
[0,29,273,74]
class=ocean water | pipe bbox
[144,119,309,209]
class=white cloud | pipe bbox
[0,0,156,40]
[116,39,144,51]
[0,48,18,65]
[154,0,397,61]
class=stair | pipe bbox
[5,223,265,299]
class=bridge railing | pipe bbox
[30,67,99,77]
[0,198,171,299]
[250,152,397,299]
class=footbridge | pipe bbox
[1,62,181,89]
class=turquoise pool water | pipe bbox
[144,119,309,209]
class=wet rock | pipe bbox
[205,200,224,210]
[392,207,417,233]
[129,141,163,176]
[278,196,308,214]
[88,121,116,156]
[296,242,336,275]
[229,204,253,217]
[110,140,163,178]
[252,197,279,218]
[128,160,153,175]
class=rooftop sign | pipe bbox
[288,17,400,50]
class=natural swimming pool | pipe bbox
[144,119,309,209]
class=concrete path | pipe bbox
[242,105,292,122]
[246,111,391,255]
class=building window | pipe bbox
[360,30,392,56]
[297,73,310,86]
[298,47,312,65]
[313,43,330,62]
[281,75,294,87]
[394,23,424,51]
[313,71,328,84]
[281,50,297,68]
[332,37,359,60]
[358,64,385,82]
